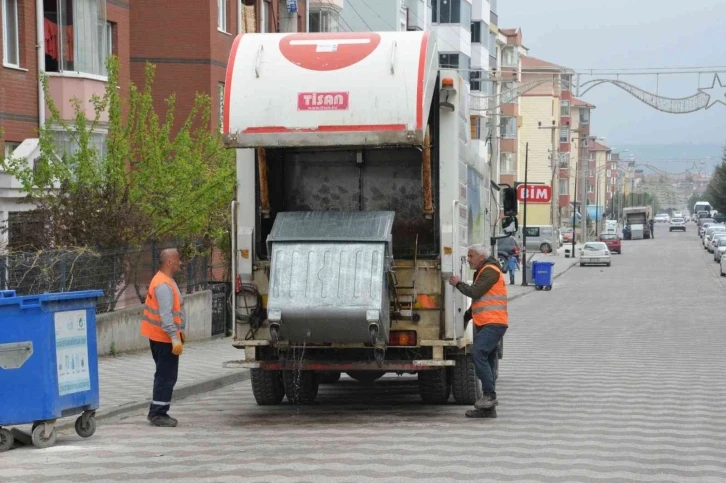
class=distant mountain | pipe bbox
[615,143,723,175]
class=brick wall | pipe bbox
[0,0,39,150]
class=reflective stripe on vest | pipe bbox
[140,271,183,343]
[470,264,508,326]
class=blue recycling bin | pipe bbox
[532,261,555,291]
[0,290,104,451]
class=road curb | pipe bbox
[56,370,251,431]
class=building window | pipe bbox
[579,108,590,125]
[439,52,470,80]
[560,100,570,116]
[582,138,590,148]
[559,178,569,195]
[309,8,340,32]
[500,117,516,139]
[43,0,109,77]
[502,46,518,68]
[470,70,481,91]
[2,0,20,67]
[501,81,517,104]
[559,127,569,144]
[606,169,611,177]
[107,21,114,56]
[559,152,569,168]
[52,130,107,158]
[587,185,594,193]
[218,82,225,132]
[4,141,21,162]
[432,0,470,28]
[471,21,481,43]
[217,0,228,32]
[561,74,572,92]
[500,152,515,173]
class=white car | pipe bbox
[709,232,726,253]
[655,213,670,223]
[704,226,726,249]
[579,242,611,267]
[714,237,726,262]
[673,211,683,218]
[719,248,726,276]
[669,218,686,232]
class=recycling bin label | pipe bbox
[54,310,91,395]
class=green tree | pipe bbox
[706,149,726,214]
[1,56,235,308]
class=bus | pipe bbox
[694,201,713,218]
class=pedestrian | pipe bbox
[507,254,519,285]
[649,218,655,239]
[448,244,508,418]
[140,248,186,427]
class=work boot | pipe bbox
[465,408,497,418]
[149,415,178,427]
[474,393,498,410]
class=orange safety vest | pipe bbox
[470,264,508,327]
[140,271,184,343]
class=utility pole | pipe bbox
[580,136,589,244]
[522,143,529,286]
[538,121,559,229]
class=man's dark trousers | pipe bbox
[148,340,179,418]
[472,324,507,396]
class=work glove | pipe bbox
[171,337,184,356]
[179,331,186,344]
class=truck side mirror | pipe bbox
[502,216,518,234]
[502,187,518,216]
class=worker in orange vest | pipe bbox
[140,248,186,427]
[449,244,508,417]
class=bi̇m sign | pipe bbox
[516,184,552,203]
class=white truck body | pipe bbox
[221,31,497,405]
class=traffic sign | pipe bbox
[516,184,552,203]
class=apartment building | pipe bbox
[496,27,522,191]
[517,55,562,227]
[1,0,130,248]
[589,137,611,210]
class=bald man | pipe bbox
[140,248,186,427]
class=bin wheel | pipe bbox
[545,285,552,291]
[31,423,57,449]
[75,414,97,438]
[0,428,14,452]
[535,286,543,291]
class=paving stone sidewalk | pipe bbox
[506,245,581,300]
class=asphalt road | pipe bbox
[5,222,726,482]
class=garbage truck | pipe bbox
[221,31,505,405]
[623,206,652,240]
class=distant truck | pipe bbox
[623,206,653,240]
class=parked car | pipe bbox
[579,242,611,267]
[719,247,726,276]
[714,237,726,262]
[560,227,574,244]
[599,233,622,254]
[655,213,670,223]
[520,225,558,253]
[496,236,520,273]
[709,232,726,253]
[703,226,726,249]
[669,217,686,232]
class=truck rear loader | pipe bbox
[221,31,501,405]
[623,206,652,240]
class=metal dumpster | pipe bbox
[265,211,393,347]
[0,290,104,451]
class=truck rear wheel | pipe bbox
[418,369,451,404]
[283,370,319,405]
[346,371,385,383]
[451,355,483,405]
[251,369,285,405]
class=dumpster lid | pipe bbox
[0,290,104,307]
[267,211,395,253]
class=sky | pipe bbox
[498,0,726,163]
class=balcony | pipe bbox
[46,75,108,123]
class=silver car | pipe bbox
[710,233,726,254]
[579,242,611,267]
[714,237,726,262]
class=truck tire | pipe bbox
[450,355,483,405]
[346,371,385,383]
[250,369,285,406]
[418,369,451,404]
[283,370,319,405]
